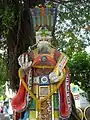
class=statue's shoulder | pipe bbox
[29,48,38,60]
[53,49,68,64]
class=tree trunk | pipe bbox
[7,7,36,91]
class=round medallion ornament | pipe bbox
[41,56,47,62]
[41,76,48,83]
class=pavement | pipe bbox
[0,113,9,120]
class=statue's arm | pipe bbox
[49,50,68,83]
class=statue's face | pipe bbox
[37,40,51,53]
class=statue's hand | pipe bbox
[18,53,32,70]
[49,72,59,83]
[49,70,63,83]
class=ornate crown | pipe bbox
[31,4,56,31]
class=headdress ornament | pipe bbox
[30,2,56,43]
[31,4,56,31]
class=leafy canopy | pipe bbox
[0,55,7,97]
[55,1,90,56]
[68,51,90,101]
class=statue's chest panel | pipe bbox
[33,75,50,98]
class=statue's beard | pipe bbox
[37,41,51,54]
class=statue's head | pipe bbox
[29,5,56,52]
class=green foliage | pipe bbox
[55,1,90,54]
[68,51,90,101]
[0,2,20,38]
[0,95,4,100]
[0,56,7,84]
[0,56,7,97]
[1,7,15,37]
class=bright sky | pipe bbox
[0,50,2,53]
[85,46,90,53]
[0,49,4,54]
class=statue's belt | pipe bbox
[18,53,67,109]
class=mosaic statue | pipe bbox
[11,5,72,120]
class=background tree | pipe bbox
[0,54,7,98]
[55,1,90,57]
[68,51,90,101]
[0,0,37,90]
